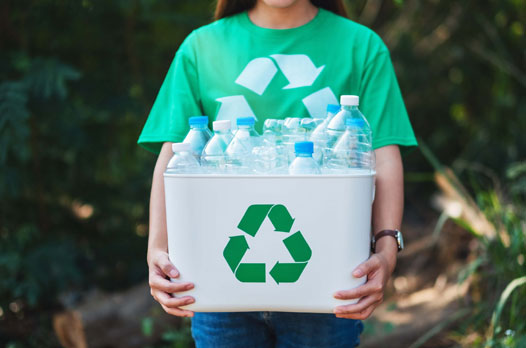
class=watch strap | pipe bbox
[371,229,400,252]
[375,229,398,241]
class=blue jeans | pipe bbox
[191,312,363,348]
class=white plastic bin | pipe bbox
[164,173,374,313]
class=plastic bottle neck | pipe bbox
[191,124,208,130]
[296,153,313,158]
[342,105,359,112]
[237,125,254,130]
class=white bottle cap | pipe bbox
[172,142,191,153]
[213,120,231,131]
[340,95,359,106]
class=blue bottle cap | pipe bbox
[326,104,340,114]
[189,116,209,126]
[294,141,314,155]
[345,117,365,128]
[236,117,256,126]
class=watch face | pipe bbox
[397,230,404,250]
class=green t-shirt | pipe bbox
[138,8,417,154]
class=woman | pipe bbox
[139,0,417,346]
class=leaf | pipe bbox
[488,276,526,342]
[458,257,485,284]
[0,81,30,165]
[24,58,81,100]
[141,317,154,337]
[0,81,29,128]
[506,162,526,180]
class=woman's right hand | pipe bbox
[148,249,195,317]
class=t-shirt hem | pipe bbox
[373,136,418,150]
[137,133,186,154]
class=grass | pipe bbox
[419,142,526,348]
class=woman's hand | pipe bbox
[148,249,195,317]
[332,145,404,320]
[332,250,393,320]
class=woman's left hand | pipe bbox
[332,251,392,320]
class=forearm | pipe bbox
[147,142,174,265]
[371,145,404,274]
[333,145,405,317]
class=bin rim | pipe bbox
[163,172,376,179]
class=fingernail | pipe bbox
[333,292,342,299]
[169,270,179,278]
[186,283,194,290]
[353,270,363,277]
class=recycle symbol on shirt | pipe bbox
[223,204,312,284]
[216,54,338,123]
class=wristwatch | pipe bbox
[371,229,404,253]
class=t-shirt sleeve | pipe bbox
[137,32,201,154]
[359,49,417,151]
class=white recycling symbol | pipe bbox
[215,54,338,125]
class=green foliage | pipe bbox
[0,81,30,167]
[421,139,525,346]
[438,161,526,347]
[161,323,195,348]
[0,1,211,344]
[472,166,526,347]
[344,0,526,199]
[141,316,194,348]
[0,57,85,312]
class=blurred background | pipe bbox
[0,0,524,347]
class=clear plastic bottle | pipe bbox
[183,116,213,162]
[310,104,340,165]
[255,118,287,175]
[289,141,321,175]
[214,119,234,145]
[326,96,365,148]
[201,120,233,173]
[251,145,288,175]
[225,117,261,174]
[326,116,375,174]
[263,118,283,144]
[165,142,201,174]
[300,117,322,139]
[282,117,306,164]
[311,104,340,141]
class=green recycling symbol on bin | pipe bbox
[223,204,312,284]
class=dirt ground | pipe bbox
[360,203,475,348]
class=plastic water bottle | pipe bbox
[225,117,261,174]
[183,116,212,162]
[326,116,375,174]
[201,120,233,173]
[311,104,340,141]
[300,117,322,138]
[165,143,201,174]
[289,141,321,175]
[263,118,283,144]
[310,104,340,164]
[326,96,364,148]
[213,119,234,145]
[251,145,288,174]
[282,118,306,164]
[254,119,288,174]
